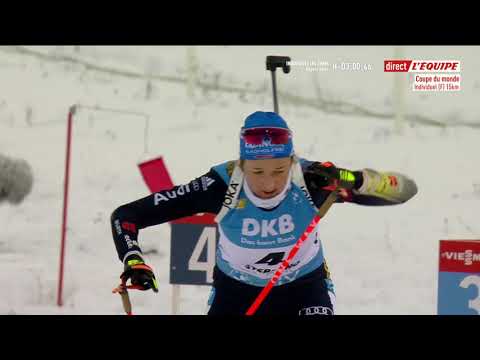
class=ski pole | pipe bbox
[246,188,338,316]
[112,280,144,316]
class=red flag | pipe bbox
[138,157,174,193]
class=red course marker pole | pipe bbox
[57,105,75,307]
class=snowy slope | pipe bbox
[0,46,479,314]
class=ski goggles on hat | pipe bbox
[240,127,292,145]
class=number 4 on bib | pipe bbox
[255,252,286,266]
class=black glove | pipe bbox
[120,255,158,292]
[304,162,359,191]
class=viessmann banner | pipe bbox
[437,240,480,315]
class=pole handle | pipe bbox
[266,56,291,115]
[120,291,133,315]
[266,56,291,73]
[113,282,137,315]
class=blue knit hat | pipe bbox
[240,111,294,160]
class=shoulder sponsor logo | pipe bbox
[176,184,192,196]
[153,177,216,205]
[222,181,240,209]
[154,184,191,205]
[201,176,215,191]
[191,180,200,191]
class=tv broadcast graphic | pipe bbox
[1,45,479,316]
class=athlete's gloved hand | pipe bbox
[304,162,359,191]
[120,254,158,292]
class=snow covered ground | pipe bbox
[1,46,479,314]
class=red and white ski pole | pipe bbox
[246,188,339,316]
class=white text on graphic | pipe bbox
[242,214,295,238]
[154,185,191,205]
[124,235,138,249]
[441,250,480,266]
[413,74,461,92]
[384,60,461,73]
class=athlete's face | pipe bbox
[243,157,293,199]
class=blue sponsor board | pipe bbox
[437,240,480,315]
[437,271,480,315]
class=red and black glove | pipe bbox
[120,255,158,292]
[304,162,361,191]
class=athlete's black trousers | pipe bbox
[207,264,335,316]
